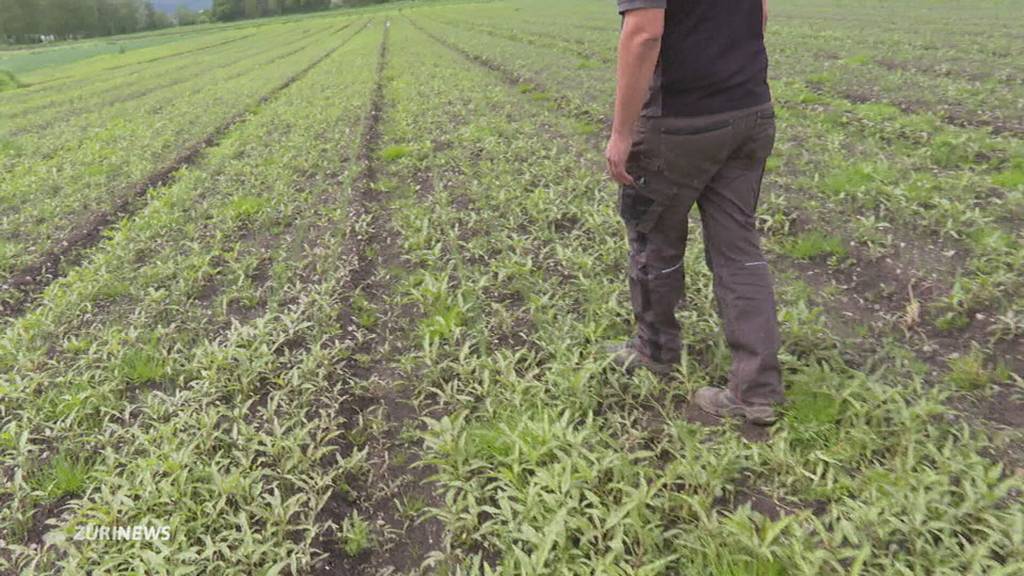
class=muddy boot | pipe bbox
[693,386,778,426]
[604,339,676,376]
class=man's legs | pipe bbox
[696,107,784,408]
[620,182,693,366]
[613,116,731,373]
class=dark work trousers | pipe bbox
[619,101,784,406]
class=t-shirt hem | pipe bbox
[661,91,773,118]
[617,0,666,14]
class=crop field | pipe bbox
[1,0,1022,574]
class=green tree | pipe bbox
[242,0,261,19]
[175,4,199,25]
[0,0,41,43]
[212,0,243,21]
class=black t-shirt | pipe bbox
[617,0,771,117]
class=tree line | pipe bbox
[0,0,383,44]
[211,0,331,22]
[0,0,197,43]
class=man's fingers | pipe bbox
[609,160,634,186]
[605,139,635,185]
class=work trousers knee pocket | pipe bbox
[711,258,774,291]
[621,175,687,286]
[628,242,685,284]
[619,182,667,236]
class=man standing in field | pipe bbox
[605,0,784,425]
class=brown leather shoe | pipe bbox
[604,339,675,376]
[693,386,778,426]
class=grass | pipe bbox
[0,70,22,92]
[378,143,412,162]
[339,511,375,557]
[227,195,272,221]
[118,346,168,384]
[778,231,848,261]
[945,347,1008,392]
[28,453,93,502]
[992,160,1024,189]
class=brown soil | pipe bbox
[19,495,73,559]
[713,481,826,522]
[774,206,1014,371]
[948,384,1024,476]
[975,386,1024,429]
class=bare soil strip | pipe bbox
[311,23,445,575]
[0,19,370,321]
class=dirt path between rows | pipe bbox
[310,22,445,576]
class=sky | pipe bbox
[153,0,212,14]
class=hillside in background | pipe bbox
[154,0,211,13]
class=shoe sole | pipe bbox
[606,344,675,376]
[744,410,778,426]
[696,402,777,426]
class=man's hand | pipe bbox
[609,7,663,186]
[605,131,635,186]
